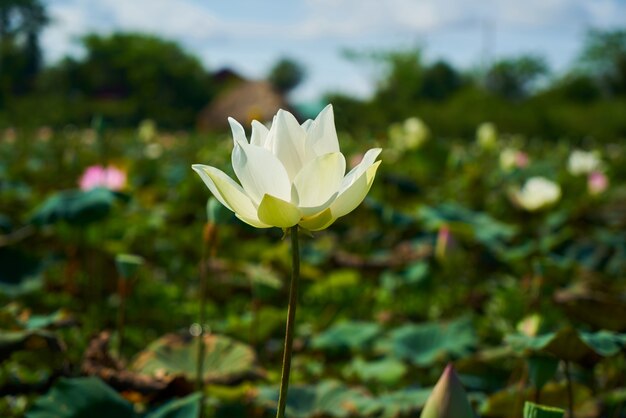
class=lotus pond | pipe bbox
[1,119,625,417]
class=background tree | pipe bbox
[39,33,215,126]
[421,60,464,101]
[268,58,306,94]
[485,55,548,100]
[0,0,48,103]
[577,29,626,97]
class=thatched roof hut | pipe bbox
[197,80,294,131]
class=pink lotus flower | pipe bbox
[588,171,608,195]
[79,165,127,191]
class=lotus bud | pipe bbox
[420,363,475,418]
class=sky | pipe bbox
[41,0,626,103]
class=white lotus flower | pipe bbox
[511,176,561,212]
[568,149,602,176]
[192,105,381,231]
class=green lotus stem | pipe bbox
[276,226,300,418]
[197,222,216,418]
[564,361,574,418]
[116,275,126,357]
[196,246,207,418]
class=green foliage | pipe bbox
[268,57,306,93]
[1,109,626,417]
[527,356,559,391]
[578,29,626,97]
[485,55,549,100]
[0,0,48,100]
[523,402,564,418]
[31,33,214,127]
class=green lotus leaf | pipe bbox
[0,248,45,296]
[146,393,201,418]
[378,316,477,366]
[256,380,374,418]
[0,329,64,359]
[311,321,382,352]
[26,377,137,418]
[343,356,407,385]
[130,332,261,384]
[31,188,124,226]
[506,327,626,362]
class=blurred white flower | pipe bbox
[138,119,157,142]
[389,117,429,152]
[476,122,498,150]
[588,171,609,195]
[511,176,561,211]
[567,149,602,176]
[500,148,529,171]
[144,143,163,159]
[192,105,381,231]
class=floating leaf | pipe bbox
[0,248,45,296]
[22,309,76,330]
[372,388,432,418]
[26,377,137,418]
[554,286,626,331]
[343,356,407,385]
[0,329,64,359]
[418,203,516,249]
[311,321,382,352]
[379,316,477,366]
[256,380,374,418]
[146,393,201,418]
[131,332,261,384]
[506,327,626,363]
[31,188,124,226]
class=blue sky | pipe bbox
[42,0,626,102]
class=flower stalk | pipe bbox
[276,226,300,418]
[197,221,218,418]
